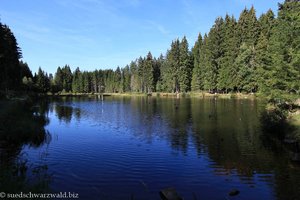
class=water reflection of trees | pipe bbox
[159,98,191,152]
[45,96,300,199]
[160,98,300,199]
[0,100,51,193]
[128,97,300,199]
[52,97,82,124]
[55,104,74,123]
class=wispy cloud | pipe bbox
[146,20,170,36]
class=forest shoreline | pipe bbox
[44,91,258,99]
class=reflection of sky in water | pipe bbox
[21,97,299,200]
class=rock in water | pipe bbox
[159,188,183,200]
[229,189,240,196]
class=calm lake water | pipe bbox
[1,96,300,200]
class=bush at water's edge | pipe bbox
[260,100,300,141]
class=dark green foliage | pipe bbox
[255,9,276,94]
[19,61,33,79]
[35,67,50,93]
[206,17,225,92]
[72,67,81,93]
[164,39,181,92]
[233,43,258,92]
[201,34,214,92]
[258,9,275,38]
[19,61,33,91]
[143,52,154,93]
[82,71,90,93]
[217,15,238,92]
[136,53,155,93]
[179,36,192,92]
[54,65,72,92]
[153,55,163,92]
[236,6,259,47]
[121,65,131,92]
[161,37,192,93]
[0,22,22,90]
[191,34,203,91]
[129,61,140,92]
[268,0,300,96]
[256,33,273,93]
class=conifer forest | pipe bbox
[1,0,299,97]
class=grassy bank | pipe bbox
[37,91,260,99]
[288,110,300,140]
[87,92,258,99]
[187,92,257,99]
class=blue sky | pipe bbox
[0,0,282,74]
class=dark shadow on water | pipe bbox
[0,100,52,193]
[259,106,300,200]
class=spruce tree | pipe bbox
[153,55,162,92]
[258,9,275,39]
[236,7,259,47]
[218,15,238,92]
[144,52,154,93]
[35,67,50,92]
[62,65,73,92]
[166,39,180,92]
[122,65,131,92]
[91,70,98,93]
[234,43,258,92]
[54,67,63,91]
[205,18,225,92]
[191,33,203,91]
[129,61,140,92]
[179,36,192,92]
[72,67,81,93]
[256,10,275,93]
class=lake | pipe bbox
[1,96,300,200]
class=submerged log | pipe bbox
[159,188,183,200]
[228,189,240,196]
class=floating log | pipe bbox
[159,188,183,200]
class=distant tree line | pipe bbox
[1,0,299,96]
